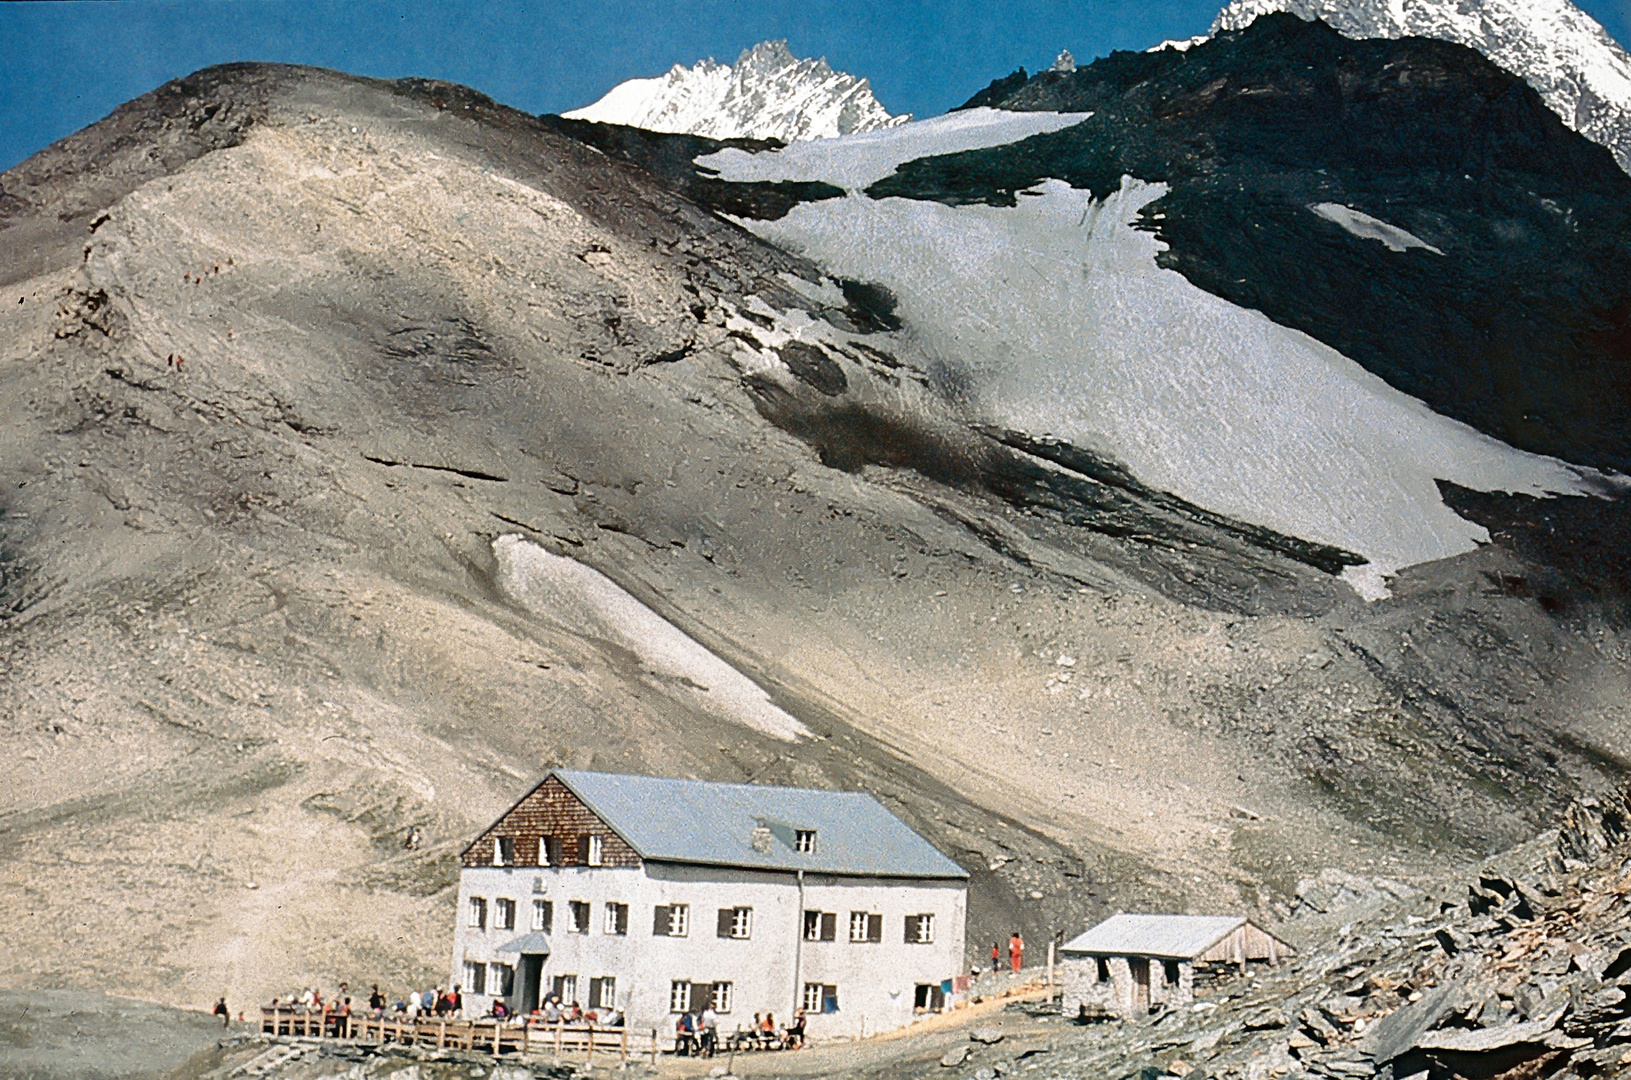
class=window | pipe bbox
[468,896,487,929]
[670,981,691,1013]
[803,910,837,942]
[489,962,515,996]
[849,911,882,943]
[1096,958,1111,984]
[463,960,486,995]
[576,833,604,866]
[711,982,733,1014]
[532,899,553,932]
[569,901,591,934]
[795,829,817,854]
[1164,960,1181,986]
[589,976,617,1010]
[905,913,935,944]
[492,836,516,866]
[802,982,838,1013]
[604,902,629,936]
[654,903,690,937]
[539,837,562,866]
[494,898,516,931]
[717,906,752,939]
[552,974,577,1004]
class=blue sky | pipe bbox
[3,0,1630,173]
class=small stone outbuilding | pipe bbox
[1059,914,1294,1019]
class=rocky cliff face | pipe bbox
[562,40,907,141]
[1212,0,1631,175]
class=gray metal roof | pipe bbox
[494,931,551,955]
[552,770,967,880]
[1060,914,1250,959]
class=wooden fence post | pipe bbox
[650,1027,658,1067]
[555,1018,564,1057]
[620,1026,628,1065]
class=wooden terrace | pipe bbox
[258,1006,654,1062]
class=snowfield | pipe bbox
[715,117,1608,598]
[695,107,1092,190]
[494,536,811,740]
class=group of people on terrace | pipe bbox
[674,1006,806,1057]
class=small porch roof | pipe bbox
[494,931,552,955]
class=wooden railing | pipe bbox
[257,1007,652,1063]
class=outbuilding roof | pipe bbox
[1060,914,1254,959]
[551,769,968,880]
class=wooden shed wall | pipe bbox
[1196,923,1293,963]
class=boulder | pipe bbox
[940,1045,972,1067]
[970,1026,1007,1044]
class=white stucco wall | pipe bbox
[451,861,965,1040]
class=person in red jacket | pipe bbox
[991,942,1000,972]
[1009,931,1024,974]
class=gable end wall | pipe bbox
[461,775,640,869]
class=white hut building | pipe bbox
[1059,914,1295,1019]
[450,770,969,1040]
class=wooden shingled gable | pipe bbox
[459,774,640,869]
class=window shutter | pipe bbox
[820,912,837,941]
[653,905,670,934]
[904,915,917,943]
[867,913,882,942]
[576,834,591,866]
[717,907,734,937]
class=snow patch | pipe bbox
[493,536,811,741]
[1310,203,1444,254]
[694,108,1091,192]
[732,169,1602,599]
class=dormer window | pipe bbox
[492,837,515,866]
[795,829,817,854]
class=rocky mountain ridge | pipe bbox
[562,40,907,142]
[1211,0,1631,174]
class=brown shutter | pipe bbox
[717,908,735,937]
[576,834,591,865]
[820,912,837,941]
[904,915,917,943]
[867,913,882,942]
[653,905,670,935]
[615,904,628,935]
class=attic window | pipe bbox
[795,829,817,854]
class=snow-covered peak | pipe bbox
[1212,0,1631,173]
[563,40,908,142]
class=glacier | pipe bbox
[712,118,1606,598]
[563,40,906,142]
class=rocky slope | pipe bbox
[562,40,907,142]
[0,54,1628,1026]
[1212,0,1631,175]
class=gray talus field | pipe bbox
[0,64,1626,1015]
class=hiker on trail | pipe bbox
[992,942,1001,971]
[1009,931,1024,974]
[447,985,461,1016]
[786,1009,806,1048]
[369,985,386,1015]
[674,1011,696,1056]
[213,997,229,1027]
[543,995,562,1023]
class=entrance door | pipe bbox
[1131,958,1151,1014]
[518,955,544,1015]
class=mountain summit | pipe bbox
[1214,0,1631,173]
[563,40,907,141]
